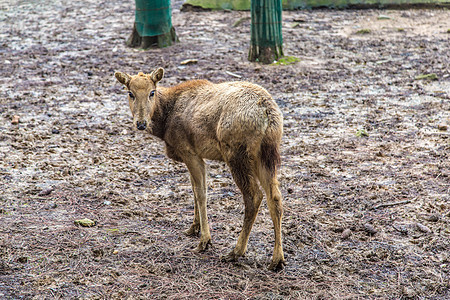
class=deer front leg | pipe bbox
[185,174,200,236]
[184,156,211,251]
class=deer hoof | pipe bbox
[268,258,286,271]
[195,239,211,252]
[184,224,200,237]
[221,250,240,262]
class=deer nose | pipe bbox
[136,120,147,130]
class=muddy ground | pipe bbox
[1,1,449,299]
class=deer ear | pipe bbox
[151,67,164,83]
[115,71,131,86]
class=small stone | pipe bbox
[11,115,20,125]
[92,248,104,257]
[287,188,294,194]
[375,151,384,157]
[425,214,440,222]
[402,286,416,298]
[0,260,11,274]
[363,223,378,235]
[393,224,408,235]
[341,228,352,240]
[293,17,306,23]
[415,222,431,233]
[437,123,448,131]
[38,188,54,196]
[47,202,57,210]
[17,257,28,263]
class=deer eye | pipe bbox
[128,92,135,99]
[149,90,155,98]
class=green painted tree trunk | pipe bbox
[127,0,178,49]
[248,0,284,64]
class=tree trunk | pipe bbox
[127,24,178,49]
[248,0,283,64]
[126,0,178,49]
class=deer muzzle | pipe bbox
[136,120,147,130]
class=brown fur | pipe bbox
[114,68,285,270]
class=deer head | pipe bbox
[115,68,164,131]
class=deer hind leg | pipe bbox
[258,164,285,270]
[223,146,263,261]
[184,156,211,251]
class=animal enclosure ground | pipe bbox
[1,1,449,299]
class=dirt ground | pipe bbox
[1,1,449,299]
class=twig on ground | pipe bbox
[371,199,412,210]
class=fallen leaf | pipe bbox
[356,129,369,137]
[415,73,438,81]
[74,218,96,227]
[11,115,20,125]
[180,59,198,65]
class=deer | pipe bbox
[114,68,285,270]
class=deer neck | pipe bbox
[149,87,174,139]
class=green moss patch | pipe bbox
[415,73,438,81]
[356,29,371,35]
[271,56,300,66]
